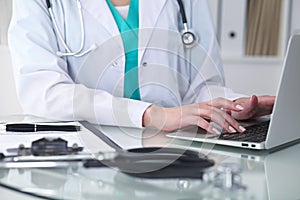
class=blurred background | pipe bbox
[208,0,299,99]
[0,0,21,116]
[0,0,299,116]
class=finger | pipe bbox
[208,98,244,112]
[221,108,232,115]
[251,95,275,117]
[196,117,222,135]
[214,108,246,133]
[199,106,245,133]
[250,95,259,107]
[258,95,276,107]
[211,108,245,133]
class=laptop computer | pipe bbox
[167,34,300,150]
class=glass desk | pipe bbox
[0,117,300,200]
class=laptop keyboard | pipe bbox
[218,121,270,143]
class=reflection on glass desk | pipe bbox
[0,119,300,200]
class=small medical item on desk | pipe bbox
[0,137,86,168]
[1,123,81,132]
[203,163,246,191]
[8,137,83,156]
[84,147,215,179]
[0,137,85,162]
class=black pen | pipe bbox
[2,123,81,132]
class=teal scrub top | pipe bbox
[106,0,141,100]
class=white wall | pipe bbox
[0,0,12,45]
[223,58,283,96]
[0,0,21,116]
[291,0,300,34]
[0,46,22,116]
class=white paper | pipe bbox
[0,122,115,156]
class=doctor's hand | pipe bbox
[231,95,275,120]
[142,98,246,134]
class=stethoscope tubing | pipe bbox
[46,0,198,57]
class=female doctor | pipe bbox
[8,0,274,134]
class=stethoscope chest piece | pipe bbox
[181,29,198,48]
[177,0,199,48]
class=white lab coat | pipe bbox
[8,0,244,128]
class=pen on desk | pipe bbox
[1,123,81,132]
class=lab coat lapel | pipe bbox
[81,0,168,65]
[81,0,124,53]
[139,0,167,65]
[81,1,119,36]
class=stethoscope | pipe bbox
[46,0,198,57]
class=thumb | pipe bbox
[250,95,259,107]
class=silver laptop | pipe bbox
[167,34,300,150]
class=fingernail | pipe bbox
[236,105,244,110]
[229,126,237,133]
[212,128,221,135]
[239,126,246,132]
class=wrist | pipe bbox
[142,105,153,127]
[142,105,166,129]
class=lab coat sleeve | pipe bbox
[8,0,151,127]
[184,0,247,103]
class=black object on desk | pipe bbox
[84,147,215,179]
[4,123,81,132]
[5,137,84,157]
[80,122,215,179]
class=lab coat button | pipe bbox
[112,61,118,67]
[142,62,148,67]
